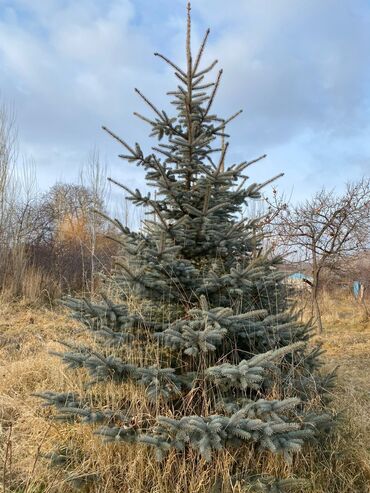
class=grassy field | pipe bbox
[0,293,369,492]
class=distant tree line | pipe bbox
[0,104,117,302]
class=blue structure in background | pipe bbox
[288,275,364,298]
[353,281,362,299]
[288,272,313,284]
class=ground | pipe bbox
[0,293,369,492]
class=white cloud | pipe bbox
[0,0,368,199]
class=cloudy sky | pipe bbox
[0,0,369,204]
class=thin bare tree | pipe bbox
[0,102,17,251]
[79,148,109,294]
[275,178,370,332]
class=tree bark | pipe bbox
[311,256,323,333]
[312,283,323,333]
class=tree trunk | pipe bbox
[358,285,369,322]
[311,260,323,333]
[312,285,323,333]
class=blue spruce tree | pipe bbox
[36,3,334,491]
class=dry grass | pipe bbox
[301,291,370,492]
[0,293,369,492]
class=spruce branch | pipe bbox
[193,59,219,78]
[213,110,243,132]
[102,126,136,156]
[193,28,211,76]
[135,88,165,121]
[204,69,223,116]
[154,52,187,77]
[256,173,285,192]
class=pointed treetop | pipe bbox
[186,2,192,73]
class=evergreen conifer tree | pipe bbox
[36,3,334,490]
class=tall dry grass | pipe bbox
[0,291,370,492]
